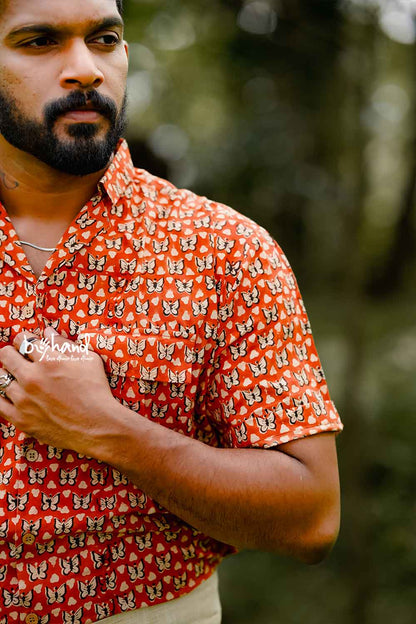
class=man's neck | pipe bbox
[0,136,107,226]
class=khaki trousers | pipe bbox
[99,572,221,624]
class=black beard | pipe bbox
[0,88,127,176]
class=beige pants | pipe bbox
[99,572,221,624]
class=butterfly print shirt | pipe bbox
[0,140,342,623]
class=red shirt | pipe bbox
[0,141,342,623]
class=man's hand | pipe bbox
[0,327,117,454]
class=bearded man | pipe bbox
[0,1,342,623]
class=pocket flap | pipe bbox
[82,330,195,383]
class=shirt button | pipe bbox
[22,532,36,546]
[25,449,39,462]
[25,615,39,624]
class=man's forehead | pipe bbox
[1,0,121,32]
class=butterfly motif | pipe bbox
[68,534,85,549]
[145,582,163,602]
[194,215,210,228]
[175,279,193,294]
[95,604,111,619]
[58,554,81,576]
[248,258,264,277]
[100,570,117,591]
[72,493,91,510]
[312,392,327,416]
[162,300,180,316]
[76,213,96,229]
[132,237,144,252]
[225,260,241,277]
[68,319,88,337]
[57,293,77,311]
[283,322,295,340]
[147,278,164,294]
[112,515,127,529]
[295,344,308,361]
[216,236,235,253]
[7,493,29,512]
[91,551,106,569]
[135,300,150,315]
[191,299,209,316]
[0,521,8,539]
[112,468,128,486]
[87,254,107,272]
[312,367,325,382]
[54,517,74,535]
[36,540,55,555]
[88,298,106,316]
[128,491,147,509]
[110,203,124,217]
[155,552,171,572]
[180,235,198,252]
[117,591,136,611]
[301,320,312,335]
[127,561,145,581]
[287,405,305,425]
[195,560,205,577]
[165,530,180,543]
[86,516,106,532]
[256,411,277,433]
[263,304,279,324]
[41,493,60,511]
[222,369,240,390]
[249,357,268,377]
[47,270,67,287]
[77,273,97,291]
[65,235,84,254]
[3,589,19,607]
[218,301,234,321]
[108,276,127,293]
[257,329,274,349]
[153,238,170,254]
[0,282,14,296]
[109,360,129,377]
[46,583,66,605]
[120,258,137,274]
[173,573,187,591]
[236,316,254,337]
[111,541,126,562]
[28,467,46,485]
[138,379,158,395]
[9,543,24,559]
[59,468,78,486]
[293,368,309,387]
[0,565,6,582]
[144,217,157,235]
[97,334,116,351]
[0,326,11,342]
[167,220,182,232]
[195,255,214,272]
[235,422,248,443]
[275,348,289,368]
[135,534,152,551]
[266,278,282,295]
[0,422,15,439]
[271,377,289,395]
[9,302,35,320]
[242,385,262,406]
[284,298,296,315]
[62,607,83,624]
[99,495,116,510]
[27,561,48,581]
[167,259,184,275]
[0,469,12,485]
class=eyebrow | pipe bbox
[5,17,124,43]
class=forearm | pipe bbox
[93,399,340,562]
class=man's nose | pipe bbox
[59,40,104,90]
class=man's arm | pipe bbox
[0,329,340,563]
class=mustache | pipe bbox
[45,90,118,127]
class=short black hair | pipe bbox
[116,0,123,16]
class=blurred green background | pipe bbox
[122,1,416,622]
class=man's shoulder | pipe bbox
[127,165,275,250]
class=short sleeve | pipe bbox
[205,223,343,449]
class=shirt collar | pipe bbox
[98,138,136,210]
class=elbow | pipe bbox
[293,508,341,565]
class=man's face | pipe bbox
[0,0,128,176]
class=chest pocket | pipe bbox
[84,329,196,394]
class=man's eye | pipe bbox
[93,34,120,46]
[24,37,56,48]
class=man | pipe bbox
[0,0,342,622]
